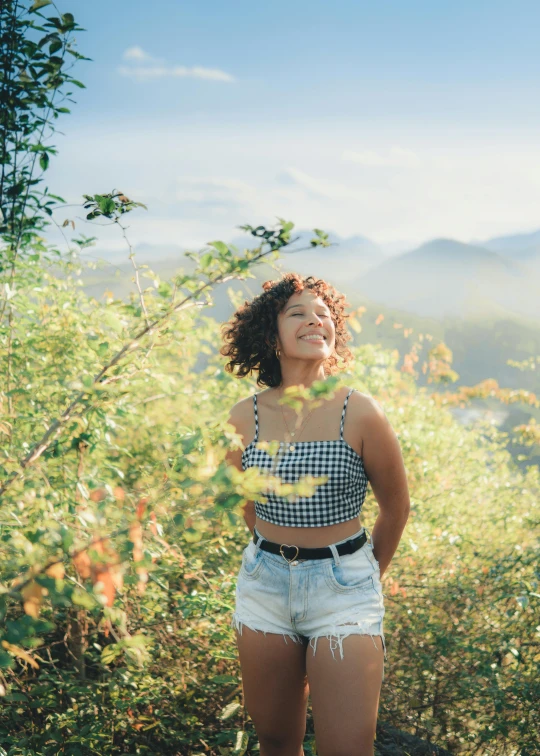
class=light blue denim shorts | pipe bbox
[231,525,386,672]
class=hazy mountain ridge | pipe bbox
[478,228,540,272]
[76,226,540,324]
[353,236,539,322]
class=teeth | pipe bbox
[301,335,325,341]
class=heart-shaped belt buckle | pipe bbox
[280,543,300,563]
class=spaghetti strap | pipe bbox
[253,393,259,442]
[340,388,355,439]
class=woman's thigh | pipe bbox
[306,633,384,756]
[234,626,310,747]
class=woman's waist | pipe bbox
[254,515,363,548]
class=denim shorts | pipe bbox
[231,525,387,674]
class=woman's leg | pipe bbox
[306,633,384,756]
[235,625,310,756]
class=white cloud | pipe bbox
[118,49,235,83]
[342,146,420,168]
[117,65,235,83]
[122,46,158,62]
[172,176,256,204]
[278,167,373,205]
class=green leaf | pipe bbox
[29,0,53,11]
[206,241,228,255]
[0,649,15,669]
[219,701,242,720]
[5,692,29,702]
[103,311,124,334]
[71,588,97,609]
[233,731,249,755]
[183,528,202,543]
[211,674,237,684]
[158,282,172,298]
[101,644,121,665]
[200,253,213,268]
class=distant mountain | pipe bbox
[225,228,385,286]
[72,229,540,322]
[477,228,540,272]
[353,237,540,322]
[480,227,540,253]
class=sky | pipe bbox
[40,0,540,261]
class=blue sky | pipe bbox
[43,0,540,260]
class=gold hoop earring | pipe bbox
[275,348,281,359]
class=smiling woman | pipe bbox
[220,272,410,755]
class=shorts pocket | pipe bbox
[240,541,265,581]
[324,550,375,594]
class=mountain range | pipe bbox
[76,225,540,323]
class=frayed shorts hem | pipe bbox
[231,612,387,675]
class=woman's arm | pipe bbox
[242,501,256,535]
[360,397,411,578]
[224,400,256,535]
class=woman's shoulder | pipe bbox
[345,387,381,408]
[344,388,388,431]
[226,389,266,434]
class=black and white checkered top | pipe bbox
[241,388,369,527]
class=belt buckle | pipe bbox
[279,543,300,563]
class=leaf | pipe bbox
[200,253,213,268]
[29,0,53,11]
[45,562,65,580]
[39,152,49,171]
[4,692,29,702]
[206,241,228,255]
[183,527,202,543]
[70,587,96,609]
[21,580,46,619]
[1,641,39,670]
[219,701,242,720]
[233,731,249,755]
[103,311,124,334]
[72,550,92,579]
[92,567,116,607]
[101,643,122,665]
[211,674,237,684]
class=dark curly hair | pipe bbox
[220,273,354,388]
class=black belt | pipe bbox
[252,530,367,563]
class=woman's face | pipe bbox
[276,289,335,361]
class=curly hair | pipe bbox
[220,272,354,388]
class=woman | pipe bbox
[222,273,410,756]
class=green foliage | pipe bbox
[0,204,345,753]
[0,231,538,752]
[0,0,90,261]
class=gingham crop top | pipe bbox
[241,388,369,527]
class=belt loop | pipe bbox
[329,543,341,566]
[253,526,264,554]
